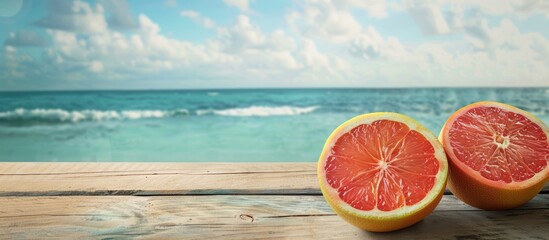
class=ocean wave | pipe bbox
[198,106,320,117]
[0,108,186,123]
[0,106,319,123]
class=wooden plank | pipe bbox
[0,163,319,195]
[1,194,548,239]
[1,163,548,196]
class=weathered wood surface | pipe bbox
[0,163,318,195]
[1,163,547,195]
[0,163,548,239]
[1,195,548,239]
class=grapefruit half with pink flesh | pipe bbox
[440,101,549,210]
[318,113,448,232]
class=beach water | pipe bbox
[1,88,548,162]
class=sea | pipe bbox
[1,88,548,162]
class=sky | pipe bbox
[0,0,548,90]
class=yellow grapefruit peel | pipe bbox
[318,112,448,232]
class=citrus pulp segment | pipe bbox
[318,113,448,232]
[440,101,549,210]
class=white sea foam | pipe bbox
[0,108,185,123]
[208,106,319,117]
[196,109,213,116]
[0,106,319,123]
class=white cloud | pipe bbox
[349,26,410,60]
[489,19,549,59]
[36,0,108,33]
[405,17,549,86]
[37,13,229,80]
[1,45,42,88]
[344,0,389,18]
[181,11,216,29]
[458,0,549,17]
[300,38,329,67]
[4,45,16,54]
[398,0,549,18]
[269,29,296,51]
[462,18,491,50]
[403,1,549,59]
[287,0,362,43]
[393,0,548,87]
[2,0,549,89]
[36,0,141,32]
[219,15,266,51]
[7,0,348,88]
[215,15,301,72]
[408,4,450,34]
[99,0,139,30]
[47,30,87,60]
[89,61,104,72]
[400,0,549,37]
[223,0,252,13]
[7,1,305,86]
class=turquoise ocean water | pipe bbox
[1,88,548,162]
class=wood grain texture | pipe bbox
[1,163,548,239]
[0,163,319,195]
[1,195,548,239]
[1,163,547,196]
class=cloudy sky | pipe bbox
[0,0,548,90]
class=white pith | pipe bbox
[318,112,448,218]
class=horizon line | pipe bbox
[2,86,549,93]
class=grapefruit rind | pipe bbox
[441,101,549,189]
[440,101,549,210]
[318,112,448,231]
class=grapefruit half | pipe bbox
[440,101,549,210]
[318,113,448,232]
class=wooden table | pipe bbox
[1,163,548,239]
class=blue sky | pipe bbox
[0,0,548,90]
